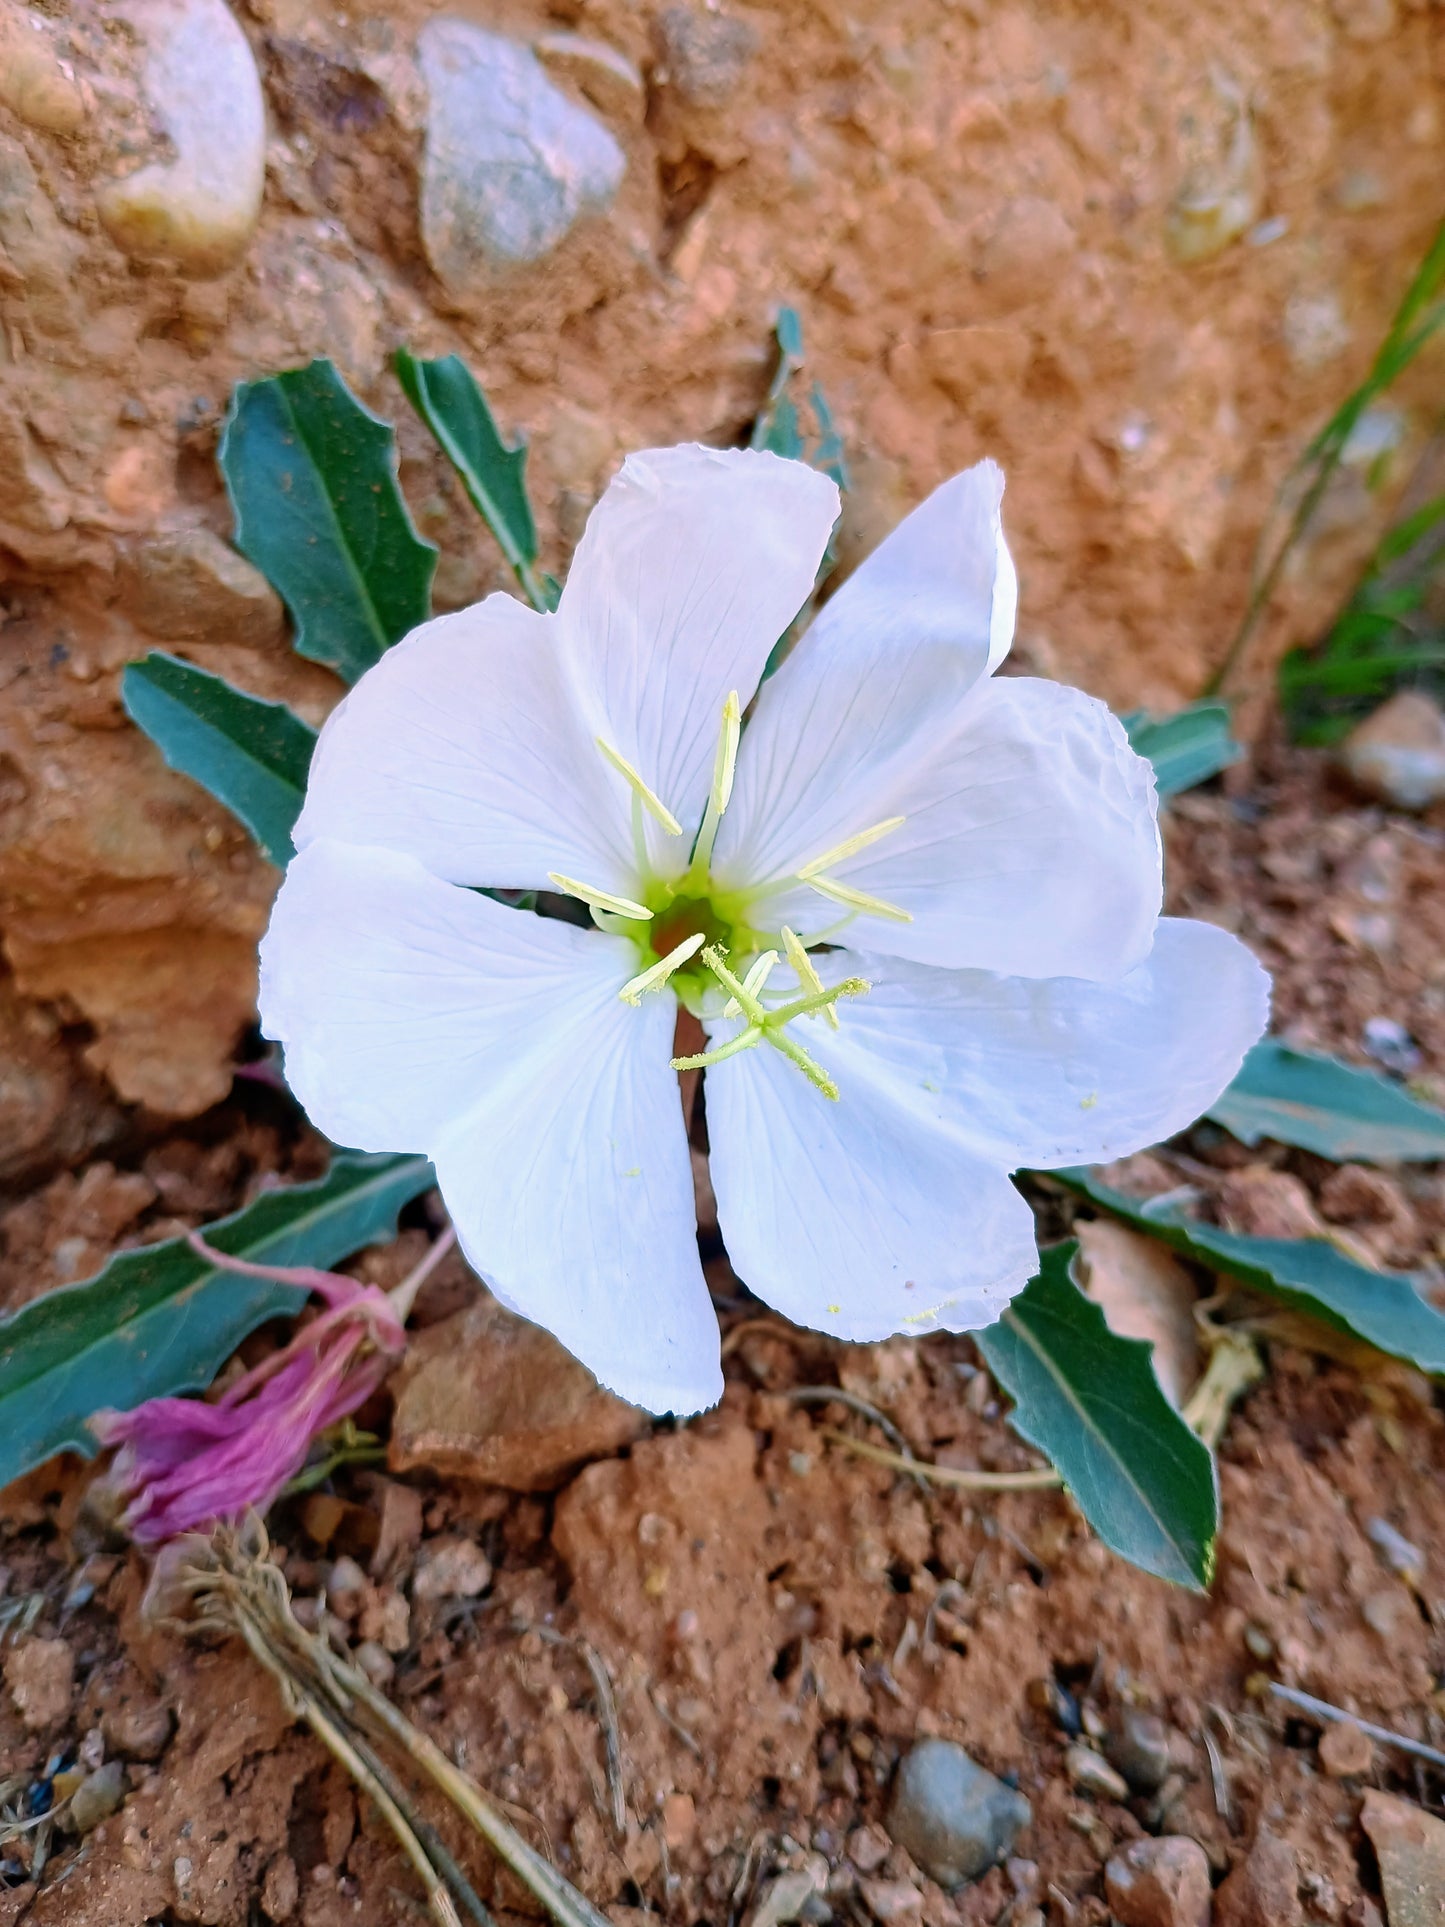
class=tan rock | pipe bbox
[5,1635,75,1731]
[1076,1219,1200,1406]
[1338,692,1445,812]
[119,527,285,648]
[389,1291,648,1489]
[0,3,86,134]
[1318,1718,1373,1779]
[1361,1789,1445,1927]
[1105,1835,1212,1927]
[1214,1829,1301,1927]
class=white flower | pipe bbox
[259,445,1270,1416]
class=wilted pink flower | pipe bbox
[92,1239,407,1545]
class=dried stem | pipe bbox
[821,1427,1061,1491]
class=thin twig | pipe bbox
[1269,1683,1445,1772]
[820,1427,1061,1492]
[522,1625,626,1837]
[389,1225,460,1323]
[648,1687,703,1758]
[785,1386,917,1461]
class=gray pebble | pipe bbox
[1338,691,1445,812]
[417,19,625,295]
[1107,1708,1172,1795]
[69,1760,127,1835]
[885,1738,1031,1888]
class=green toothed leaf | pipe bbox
[976,1242,1218,1590]
[1122,700,1241,798]
[1209,1038,1445,1162]
[1054,1167,1445,1375]
[221,358,436,682]
[122,652,316,865]
[0,1154,434,1491]
[394,349,548,610]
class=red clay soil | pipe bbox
[0,740,1443,1927]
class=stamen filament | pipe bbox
[796,815,906,880]
[771,977,870,1023]
[618,931,707,1005]
[725,949,779,1015]
[671,943,850,1098]
[805,875,913,924]
[782,926,839,1029]
[595,736,683,835]
[547,873,652,921]
[688,691,741,879]
[673,1025,762,1072]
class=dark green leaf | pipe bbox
[394,349,547,611]
[221,358,436,683]
[0,1153,434,1491]
[1054,1168,1445,1374]
[1209,1038,1445,1162]
[1122,700,1241,798]
[121,652,317,865]
[976,1242,1218,1590]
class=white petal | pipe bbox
[829,919,1272,1170]
[259,840,722,1413]
[293,594,634,893]
[558,444,839,874]
[719,673,1163,981]
[703,1016,1039,1342]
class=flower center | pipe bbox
[546,693,915,1099]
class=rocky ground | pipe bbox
[1,740,1443,1927]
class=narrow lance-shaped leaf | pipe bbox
[1122,700,1241,799]
[122,652,317,865]
[0,1153,434,1491]
[976,1242,1219,1590]
[221,358,437,683]
[394,349,548,612]
[1054,1168,1445,1375]
[1209,1037,1445,1163]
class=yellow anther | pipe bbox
[595,736,684,835]
[796,815,906,881]
[805,875,913,924]
[548,873,652,921]
[618,931,707,1005]
[711,689,741,818]
[781,925,839,1030]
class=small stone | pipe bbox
[4,1636,74,1731]
[1105,1836,1212,1927]
[352,1641,395,1690]
[358,1587,410,1654]
[661,1791,695,1851]
[848,1824,891,1873]
[96,0,266,276]
[411,1536,492,1601]
[1216,1168,1326,1241]
[1283,289,1351,372]
[1065,1743,1130,1803]
[1108,1709,1173,1795]
[1338,693,1445,812]
[535,32,645,124]
[101,1690,174,1762]
[417,19,625,294]
[261,1852,301,1922]
[68,1760,128,1835]
[389,1292,648,1489]
[885,1738,1032,1888]
[1319,1720,1374,1779]
[1214,1828,1302,1927]
[651,5,758,106]
[326,1557,368,1620]
[121,527,285,647]
[1362,1016,1423,1077]
[857,1878,923,1923]
[1361,1790,1445,1927]
[1365,1517,1424,1587]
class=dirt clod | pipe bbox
[4,1634,74,1731]
[1214,1829,1303,1927]
[1105,1836,1213,1927]
[1318,1719,1375,1780]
